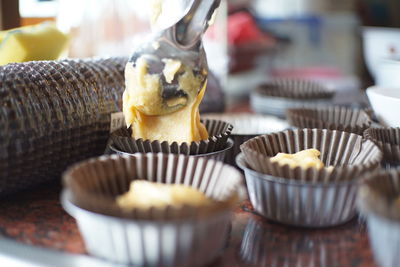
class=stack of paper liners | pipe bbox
[364,127,400,166]
[286,106,372,135]
[240,128,382,183]
[357,170,400,267]
[62,153,243,266]
[0,57,127,196]
[111,119,233,155]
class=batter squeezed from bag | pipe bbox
[122,55,208,143]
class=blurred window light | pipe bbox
[19,0,58,18]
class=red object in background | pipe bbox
[227,11,265,45]
[209,11,276,74]
[205,10,277,73]
[206,11,274,46]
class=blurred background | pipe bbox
[1,0,400,111]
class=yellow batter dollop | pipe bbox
[270,149,325,169]
[123,58,163,117]
[123,56,208,143]
[116,180,212,210]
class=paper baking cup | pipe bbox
[357,170,400,267]
[237,153,360,227]
[250,79,335,118]
[250,93,333,118]
[255,79,335,99]
[111,119,233,155]
[62,153,244,266]
[240,128,382,182]
[107,138,234,162]
[364,127,400,165]
[287,107,372,135]
[202,113,289,165]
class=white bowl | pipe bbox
[362,27,400,79]
[376,59,400,87]
[367,86,400,127]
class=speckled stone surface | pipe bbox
[0,181,377,266]
[0,182,84,254]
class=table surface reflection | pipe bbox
[0,181,377,267]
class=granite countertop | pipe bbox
[0,181,377,267]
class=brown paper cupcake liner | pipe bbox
[110,119,233,155]
[62,153,243,221]
[287,107,372,135]
[357,169,400,267]
[364,127,400,164]
[237,153,360,227]
[62,193,232,267]
[250,79,335,118]
[62,153,244,266]
[255,79,335,100]
[107,138,234,163]
[202,113,289,165]
[240,128,382,183]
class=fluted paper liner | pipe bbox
[357,169,400,267]
[202,113,289,165]
[63,153,243,221]
[62,153,243,266]
[287,107,372,135]
[364,127,400,164]
[108,139,234,163]
[256,79,335,99]
[236,153,360,227]
[110,119,233,155]
[240,128,382,182]
[251,79,335,118]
